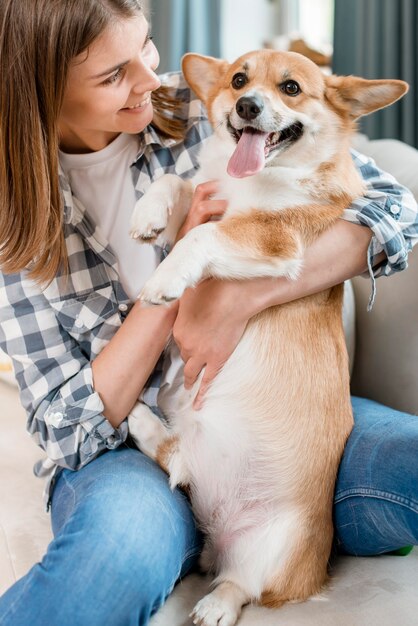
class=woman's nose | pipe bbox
[132,45,161,93]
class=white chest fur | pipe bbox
[195,134,315,213]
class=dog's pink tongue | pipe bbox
[227,128,269,178]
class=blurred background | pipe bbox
[145,0,417,149]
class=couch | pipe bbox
[1,135,417,625]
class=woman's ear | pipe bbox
[325,74,409,119]
[182,53,228,103]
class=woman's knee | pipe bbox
[48,448,202,621]
[338,398,418,496]
[334,398,418,555]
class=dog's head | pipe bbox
[182,50,408,178]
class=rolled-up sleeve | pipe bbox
[343,149,418,277]
[0,271,128,471]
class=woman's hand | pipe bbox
[175,180,227,241]
[173,279,257,410]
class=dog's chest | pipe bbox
[196,147,315,213]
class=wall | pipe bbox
[220,0,279,61]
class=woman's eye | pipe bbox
[231,73,248,90]
[102,67,124,86]
[280,80,301,96]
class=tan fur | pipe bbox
[254,284,352,604]
[219,199,350,258]
[156,435,178,474]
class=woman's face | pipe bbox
[59,14,160,153]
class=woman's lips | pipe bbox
[121,95,151,113]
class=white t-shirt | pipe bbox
[59,133,159,301]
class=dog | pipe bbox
[128,50,407,626]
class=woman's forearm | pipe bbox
[249,220,384,314]
[91,301,177,428]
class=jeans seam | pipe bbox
[51,470,77,536]
[335,487,418,513]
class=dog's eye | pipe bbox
[281,80,301,96]
[231,73,248,90]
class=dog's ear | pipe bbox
[182,53,228,103]
[325,75,409,119]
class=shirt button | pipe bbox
[74,317,84,329]
[390,204,400,215]
[48,411,64,426]
[119,303,128,312]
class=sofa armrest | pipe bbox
[351,246,418,414]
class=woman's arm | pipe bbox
[92,301,177,427]
[0,270,176,470]
[344,150,418,275]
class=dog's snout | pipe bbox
[236,96,264,121]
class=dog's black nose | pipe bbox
[236,96,264,121]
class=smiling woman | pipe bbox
[58,15,161,153]
[0,0,184,284]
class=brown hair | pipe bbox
[0,0,185,284]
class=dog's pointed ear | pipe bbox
[182,53,228,103]
[325,75,409,119]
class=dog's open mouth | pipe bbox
[226,121,304,178]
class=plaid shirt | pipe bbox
[1,72,417,508]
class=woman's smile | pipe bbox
[121,94,152,113]
[58,15,160,153]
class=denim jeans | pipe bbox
[0,396,417,625]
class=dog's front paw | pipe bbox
[130,197,169,243]
[139,243,204,304]
[139,266,190,305]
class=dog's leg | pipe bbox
[130,174,193,246]
[139,203,342,305]
[128,403,190,489]
[191,506,332,625]
[260,516,333,607]
[191,581,251,626]
[128,402,169,459]
[155,434,191,491]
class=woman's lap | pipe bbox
[0,445,202,626]
[1,397,417,624]
[334,396,418,555]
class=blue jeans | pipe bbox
[334,397,418,555]
[0,397,417,625]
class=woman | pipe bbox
[0,1,417,625]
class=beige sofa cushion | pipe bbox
[352,247,418,414]
[350,133,418,415]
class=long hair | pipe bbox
[0,0,185,284]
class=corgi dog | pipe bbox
[128,50,407,626]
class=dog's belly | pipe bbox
[158,290,353,547]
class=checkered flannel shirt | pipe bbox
[1,72,417,509]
